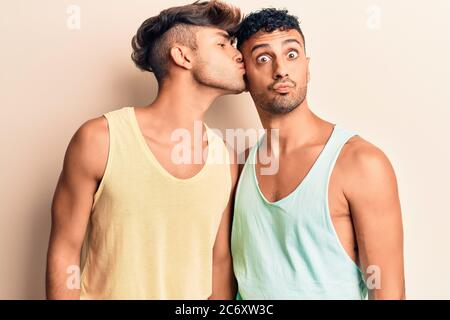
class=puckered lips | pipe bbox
[272,81,295,93]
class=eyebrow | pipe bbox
[251,38,303,53]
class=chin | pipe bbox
[228,87,245,95]
[227,82,246,94]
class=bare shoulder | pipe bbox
[340,136,394,172]
[64,116,109,180]
[337,136,398,196]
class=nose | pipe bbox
[233,49,243,65]
[273,58,288,79]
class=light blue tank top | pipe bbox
[231,125,368,300]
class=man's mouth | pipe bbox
[272,82,295,93]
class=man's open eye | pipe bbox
[218,43,226,48]
[256,54,271,64]
[287,50,299,59]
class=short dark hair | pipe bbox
[236,8,305,51]
[131,0,241,83]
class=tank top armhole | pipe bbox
[80,111,115,287]
[92,113,114,210]
[323,132,365,275]
[234,142,258,208]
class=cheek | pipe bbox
[214,50,236,68]
[297,72,309,86]
[198,53,225,74]
[210,50,225,63]
[247,77,269,95]
[291,62,308,82]
[246,68,268,88]
[198,47,222,63]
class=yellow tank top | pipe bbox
[80,107,232,299]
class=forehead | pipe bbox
[240,29,304,53]
[195,26,230,41]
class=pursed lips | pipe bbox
[272,81,295,90]
[271,81,295,93]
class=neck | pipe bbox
[257,99,324,152]
[141,75,223,132]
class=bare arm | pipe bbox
[209,148,240,300]
[344,139,405,300]
[46,117,108,299]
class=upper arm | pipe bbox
[342,138,405,299]
[49,116,109,253]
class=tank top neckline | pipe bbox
[127,106,212,184]
[252,124,339,206]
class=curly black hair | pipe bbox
[235,8,305,51]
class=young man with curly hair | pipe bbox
[231,9,405,300]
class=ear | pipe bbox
[306,57,311,83]
[169,45,194,70]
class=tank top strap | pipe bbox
[307,124,357,188]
